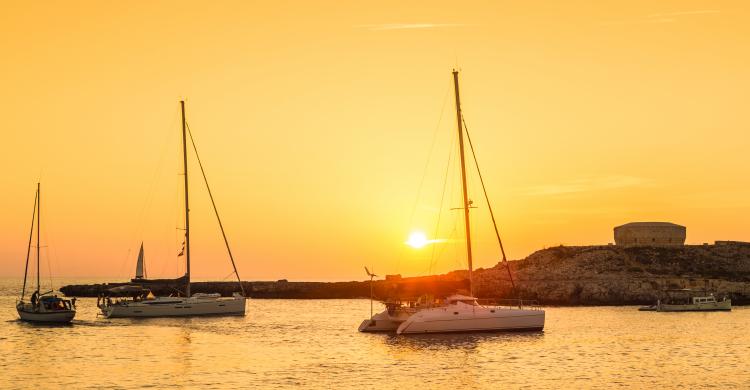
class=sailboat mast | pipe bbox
[36,182,40,294]
[21,188,38,300]
[181,101,192,297]
[452,70,474,296]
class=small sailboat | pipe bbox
[129,243,189,285]
[360,70,545,334]
[134,243,146,280]
[99,101,246,318]
[16,183,76,323]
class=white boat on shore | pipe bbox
[359,70,545,334]
[98,101,246,319]
[16,183,76,324]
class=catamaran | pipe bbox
[360,70,545,334]
[99,101,246,318]
[16,183,77,323]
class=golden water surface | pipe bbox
[1,279,748,389]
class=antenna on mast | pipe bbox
[365,266,378,319]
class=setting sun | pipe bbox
[406,231,429,249]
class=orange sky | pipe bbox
[1,1,748,281]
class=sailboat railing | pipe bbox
[476,298,543,310]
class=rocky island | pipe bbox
[60,241,750,305]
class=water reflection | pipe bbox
[1,294,749,389]
[380,330,545,350]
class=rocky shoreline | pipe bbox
[61,242,750,305]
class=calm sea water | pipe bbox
[0,278,748,389]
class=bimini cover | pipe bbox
[108,285,144,294]
[445,294,477,303]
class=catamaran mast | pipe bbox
[181,101,192,297]
[36,182,40,294]
[453,70,474,297]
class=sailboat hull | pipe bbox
[101,296,246,318]
[396,304,545,335]
[17,304,75,323]
[18,309,75,323]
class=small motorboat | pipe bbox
[656,293,731,312]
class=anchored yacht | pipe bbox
[359,70,545,334]
[99,101,246,318]
[16,183,76,323]
[397,295,544,334]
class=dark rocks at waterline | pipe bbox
[59,278,470,300]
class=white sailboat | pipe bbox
[16,183,77,323]
[361,70,545,334]
[99,101,246,318]
[134,243,145,280]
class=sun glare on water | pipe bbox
[406,231,429,249]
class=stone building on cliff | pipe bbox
[614,222,686,246]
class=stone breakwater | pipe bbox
[59,278,469,300]
[61,243,750,305]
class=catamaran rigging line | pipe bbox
[461,116,517,294]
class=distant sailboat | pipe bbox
[16,183,76,323]
[134,243,145,280]
[99,101,246,318]
[128,243,188,285]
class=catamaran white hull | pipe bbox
[17,308,75,323]
[101,296,246,318]
[657,299,731,312]
[358,309,415,332]
[358,318,403,332]
[397,305,545,335]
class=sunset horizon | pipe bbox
[3,1,748,283]
[3,2,750,389]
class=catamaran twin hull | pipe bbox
[396,305,545,335]
[358,308,417,332]
[100,296,246,318]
